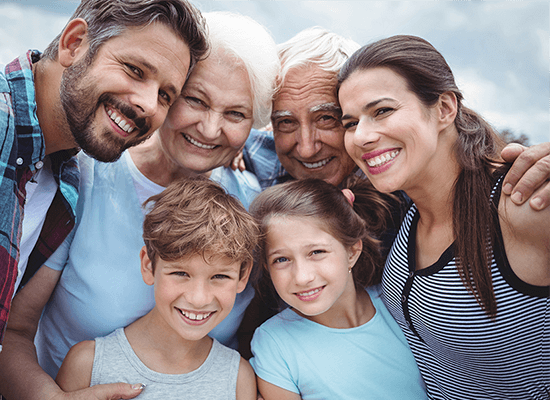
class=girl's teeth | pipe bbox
[181,310,212,321]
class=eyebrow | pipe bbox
[309,102,341,115]
[271,110,293,120]
[271,102,342,121]
[341,98,393,120]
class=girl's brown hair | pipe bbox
[249,177,398,291]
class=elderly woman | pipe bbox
[22,10,278,396]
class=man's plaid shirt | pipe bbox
[0,51,79,350]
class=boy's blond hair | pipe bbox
[143,176,259,277]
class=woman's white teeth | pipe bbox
[107,109,135,133]
[367,150,399,167]
[298,287,322,297]
[180,310,213,321]
[302,158,330,169]
[184,134,216,150]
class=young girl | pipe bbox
[248,178,427,400]
[338,35,549,399]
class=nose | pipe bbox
[353,119,380,147]
[197,110,223,141]
[293,260,315,287]
[295,125,321,159]
[185,279,213,308]
[130,81,160,118]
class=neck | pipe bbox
[33,58,78,155]
[125,309,213,374]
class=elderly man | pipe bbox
[244,26,550,206]
[238,27,550,357]
[0,1,207,399]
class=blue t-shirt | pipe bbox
[35,151,260,379]
[250,285,427,400]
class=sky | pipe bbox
[0,0,548,144]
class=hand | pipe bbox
[501,142,550,211]
[226,150,246,172]
[56,382,145,399]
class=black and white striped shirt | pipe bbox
[382,180,550,400]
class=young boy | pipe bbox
[55,176,259,399]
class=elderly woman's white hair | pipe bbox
[277,26,360,92]
[203,11,280,129]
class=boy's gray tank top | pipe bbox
[91,328,240,399]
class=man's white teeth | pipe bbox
[298,287,322,297]
[367,150,400,168]
[107,109,135,133]
[180,310,213,321]
[184,134,217,150]
[302,158,331,169]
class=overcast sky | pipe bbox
[1,0,548,144]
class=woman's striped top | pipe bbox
[382,178,549,400]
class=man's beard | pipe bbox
[59,55,151,162]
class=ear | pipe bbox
[236,260,253,294]
[58,18,89,68]
[140,246,155,286]
[437,91,458,129]
[348,239,363,268]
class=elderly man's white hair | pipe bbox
[204,11,280,129]
[277,26,360,91]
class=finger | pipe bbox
[501,142,550,201]
[238,158,246,172]
[529,180,550,211]
[84,382,145,399]
[500,142,526,163]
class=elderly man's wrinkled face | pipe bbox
[271,64,357,186]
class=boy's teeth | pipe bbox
[184,134,216,150]
[367,150,399,167]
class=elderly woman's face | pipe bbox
[159,52,253,174]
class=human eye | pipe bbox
[170,270,189,277]
[310,249,326,256]
[226,110,246,123]
[272,256,289,264]
[159,90,172,105]
[184,96,207,109]
[125,63,143,79]
[316,114,341,130]
[212,274,231,280]
[375,107,393,117]
[342,120,358,130]
[273,118,297,134]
